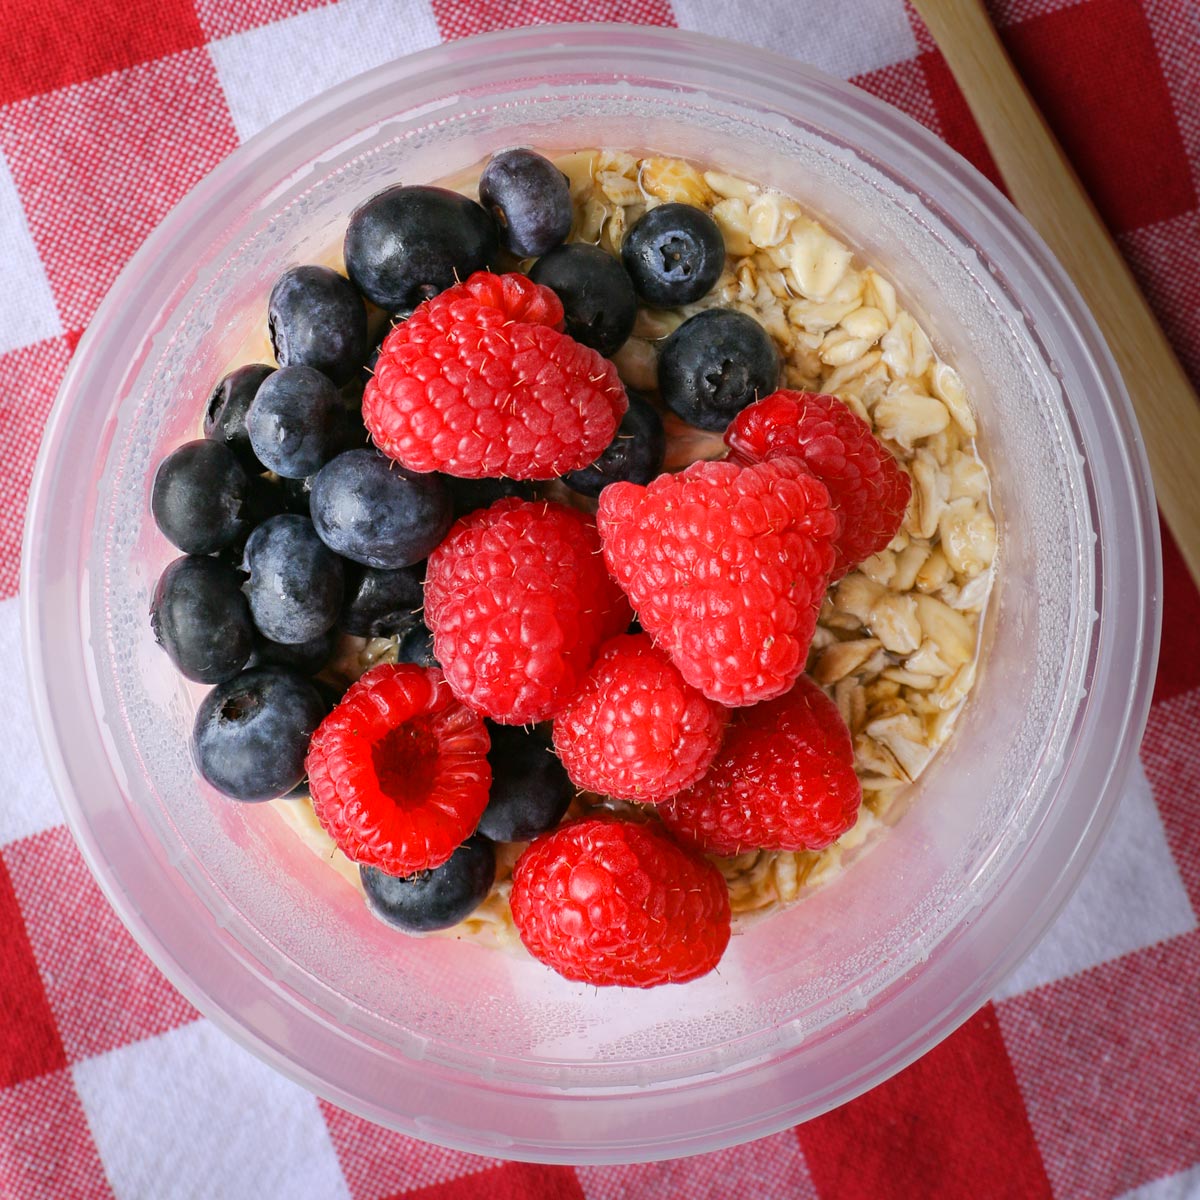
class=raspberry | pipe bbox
[305,663,491,875]
[552,633,728,803]
[509,817,731,987]
[658,676,861,855]
[425,499,631,725]
[597,457,837,708]
[725,390,912,579]
[363,271,627,479]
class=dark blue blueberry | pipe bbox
[361,835,496,932]
[246,364,343,479]
[361,342,383,386]
[394,621,438,669]
[152,439,251,555]
[203,363,275,472]
[476,724,572,843]
[251,627,338,675]
[444,475,536,520]
[150,556,255,683]
[268,265,370,386]
[310,449,452,570]
[528,243,637,357]
[343,185,497,312]
[621,203,726,307]
[479,148,573,258]
[658,308,780,432]
[215,472,291,569]
[191,666,327,801]
[561,389,666,497]
[242,513,344,644]
[339,563,424,638]
[277,473,317,516]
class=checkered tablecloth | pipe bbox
[2,0,1199,1196]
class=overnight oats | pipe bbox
[148,148,995,987]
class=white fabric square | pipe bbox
[73,1019,351,1200]
[669,0,919,82]
[1118,1162,1200,1200]
[0,153,62,355]
[0,598,70,846]
[209,0,442,142]
[993,761,1197,1001]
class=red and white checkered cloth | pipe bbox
[2,1,1198,1196]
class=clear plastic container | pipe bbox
[21,25,1160,1164]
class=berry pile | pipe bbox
[150,147,913,986]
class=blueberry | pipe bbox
[277,473,316,516]
[561,390,666,497]
[344,185,497,312]
[395,621,439,669]
[658,308,780,432]
[191,666,327,801]
[203,364,275,472]
[268,265,370,386]
[361,835,496,932]
[340,563,424,637]
[476,724,572,843]
[251,627,338,675]
[310,449,452,570]
[246,364,343,479]
[528,243,636,357]
[444,475,536,520]
[242,513,344,644]
[150,556,255,683]
[152,440,251,555]
[214,472,291,569]
[479,148,572,258]
[621,203,726,307]
[361,342,383,386]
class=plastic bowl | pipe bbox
[22,24,1160,1163]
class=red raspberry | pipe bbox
[552,633,728,804]
[305,663,491,875]
[725,389,912,579]
[425,498,632,725]
[597,457,838,708]
[363,271,627,479]
[658,676,861,855]
[510,817,731,987]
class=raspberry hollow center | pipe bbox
[371,719,440,810]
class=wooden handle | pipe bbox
[911,0,1200,587]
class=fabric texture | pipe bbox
[1,1,1198,1196]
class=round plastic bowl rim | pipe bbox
[20,24,1161,1163]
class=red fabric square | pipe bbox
[0,0,203,107]
[997,932,1200,1199]
[797,1006,1052,1200]
[999,0,1196,234]
[1141,686,1200,912]
[431,0,673,43]
[319,1100,496,1199]
[0,335,74,602]
[1147,516,1200,706]
[578,1129,818,1200]
[0,1069,114,1199]
[851,57,941,137]
[194,0,337,41]
[918,49,1006,192]
[398,1163,584,1200]
[0,857,65,1089]
[0,51,238,332]
[3,827,198,1064]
